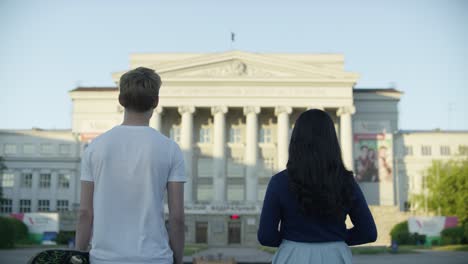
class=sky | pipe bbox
[1,0,467,130]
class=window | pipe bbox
[199,128,211,143]
[197,158,213,178]
[197,185,213,202]
[58,174,70,189]
[169,127,181,142]
[38,200,50,212]
[227,185,244,201]
[0,199,12,213]
[259,128,272,143]
[20,200,31,213]
[4,144,17,155]
[227,157,244,178]
[264,157,275,171]
[39,173,51,188]
[229,128,241,143]
[57,200,69,212]
[23,144,35,154]
[421,146,432,156]
[260,157,275,177]
[440,146,451,156]
[404,146,413,156]
[40,144,54,154]
[1,173,15,188]
[59,144,70,155]
[21,173,32,188]
[459,145,468,155]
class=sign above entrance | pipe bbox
[169,204,261,215]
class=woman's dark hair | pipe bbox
[287,109,354,219]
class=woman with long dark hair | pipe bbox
[258,109,377,263]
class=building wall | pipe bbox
[353,90,400,207]
[394,131,468,211]
[0,129,81,214]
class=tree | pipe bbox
[412,158,468,223]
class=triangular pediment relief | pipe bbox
[158,51,359,80]
[159,59,309,78]
[112,51,359,82]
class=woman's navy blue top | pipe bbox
[257,170,377,247]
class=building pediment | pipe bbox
[112,51,359,83]
[159,59,297,78]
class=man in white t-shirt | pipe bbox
[75,67,186,264]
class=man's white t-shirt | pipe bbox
[80,125,186,264]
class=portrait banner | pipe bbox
[354,133,393,182]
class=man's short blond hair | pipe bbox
[118,67,162,112]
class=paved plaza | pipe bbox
[1,247,468,264]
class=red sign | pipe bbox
[230,214,240,220]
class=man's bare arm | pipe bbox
[75,181,94,251]
[167,182,184,264]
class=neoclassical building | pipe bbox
[2,51,467,245]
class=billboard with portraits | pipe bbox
[354,133,393,182]
[353,120,393,183]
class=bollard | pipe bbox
[390,240,398,254]
[68,238,75,249]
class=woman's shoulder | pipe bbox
[269,170,289,188]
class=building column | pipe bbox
[178,106,196,203]
[70,170,79,210]
[50,171,58,211]
[212,106,228,203]
[32,170,39,212]
[12,170,20,213]
[337,106,356,171]
[275,106,292,171]
[244,106,260,203]
[150,107,164,131]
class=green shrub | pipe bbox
[390,221,426,245]
[55,231,76,245]
[441,226,464,245]
[8,217,29,243]
[390,221,411,244]
[463,222,468,244]
[0,216,15,249]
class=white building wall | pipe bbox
[0,129,81,214]
[394,131,468,211]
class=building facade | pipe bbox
[393,131,468,211]
[0,129,80,214]
[1,51,467,245]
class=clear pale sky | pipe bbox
[1,0,467,130]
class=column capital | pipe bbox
[243,106,260,115]
[178,106,196,115]
[337,106,356,116]
[274,106,292,116]
[211,106,228,115]
[154,107,164,114]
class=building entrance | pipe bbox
[195,221,208,243]
[228,221,241,244]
